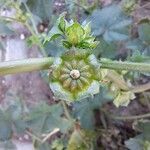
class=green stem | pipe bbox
[0,57,150,76]
[24,22,36,36]
[0,16,23,23]
[24,2,39,34]
[25,22,48,57]
[131,82,150,93]
[106,70,129,90]
[0,14,47,57]
[101,108,150,120]
[26,130,42,142]
[110,113,150,120]
[0,57,54,76]
[61,100,73,121]
[107,71,150,92]
[100,60,150,73]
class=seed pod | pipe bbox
[61,68,70,74]
[63,78,72,88]
[64,62,73,70]
[49,50,101,101]
[70,80,77,91]
[77,79,83,90]
[59,74,70,81]
[81,72,91,78]
[80,76,90,85]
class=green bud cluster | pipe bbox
[44,14,99,49]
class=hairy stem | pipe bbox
[0,57,54,76]
[100,60,150,73]
[0,57,150,76]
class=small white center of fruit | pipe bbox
[70,69,80,79]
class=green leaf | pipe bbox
[44,26,63,43]
[51,139,64,150]
[126,37,150,58]
[26,0,53,21]
[94,38,117,59]
[73,86,113,129]
[125,135,143,150]
[44,40,65,57]
[126,39,146,52]
[26,103,72,134]
[27,35,42,47]
[0,22,14,36]
[0,111,12,141]
[0,0,6,7]
[34,140,51,150]
[58,13,66,33]
[62,40,72,48]
[90,5,132,42]
[126,39,150,76]
[136,120,150,140]
[104,31,129,41]
[128,49,150,63]
[125,120,150,150]
[138,23,150,44]
[0,41,5,50]
[13,119,27,134]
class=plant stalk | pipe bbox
[131,82,150,93]
[106,70,129,90]
[100,60,150,73]
[0,57,150,76]
[110,113,150,120]
[0,57,54,76]
[101,108,150,120]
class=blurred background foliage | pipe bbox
[0,0,150,149]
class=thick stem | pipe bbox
[0,57,150,76]
[0,57,54,76]
[100,60,150,73]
